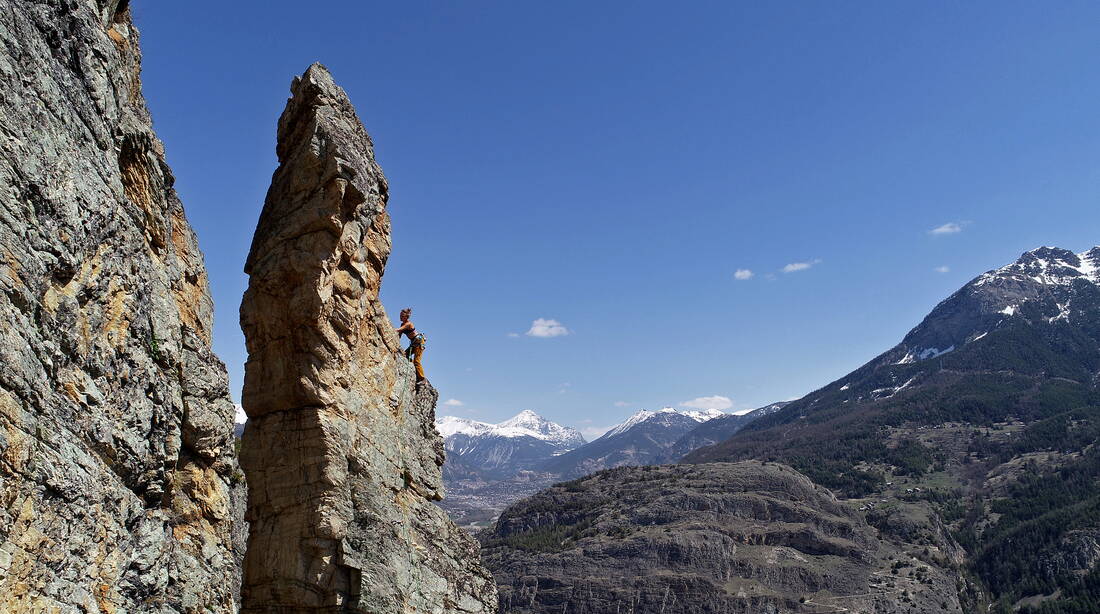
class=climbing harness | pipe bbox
[405,333,426,360]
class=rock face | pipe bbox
[481,462,959,614]
[238,64,497,613]
[0,1,244,611]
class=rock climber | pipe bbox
[395,307,426,382]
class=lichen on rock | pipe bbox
[0,0,244,611]
[238,63,497,613]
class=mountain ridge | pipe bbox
[684,244,1100,612]
[537,407,728,479]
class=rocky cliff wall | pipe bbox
[0,1,244,611]
[238,63,497,613]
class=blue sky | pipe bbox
[135,2,1100,438]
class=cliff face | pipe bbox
[0,1,244,611]
[481,462,960,614]
[238,64,497,613]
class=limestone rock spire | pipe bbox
[238,63,497,613]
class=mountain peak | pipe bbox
[437,411,585,448]
[895,245,1100,364]
[976,245,1100,288]
[499,409,542,427]
[603,407,724,439]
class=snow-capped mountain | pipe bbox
[437,410,584,448]
[495,410,587,447]
[436,416,490,438]
[892,246,1100,367]
[539,407,728,479]
[601,408,725,439]
[689,245,1100,480]
[437,411,585,480]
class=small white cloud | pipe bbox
[613,401,629,407]
[507,332,520,338]
[443,399,464,407]
[734,269,754,280]
[782,259,821,273]
[234,403,247,424]
[680,395,734,410]
[930,222,962,235]
[526,318,570,338]
[934,265,950,273]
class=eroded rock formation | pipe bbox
[239,64,497,613]
[0,0,244,611]
[482,462,960,614]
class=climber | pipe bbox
[395,307,426,382]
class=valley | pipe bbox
[437,405,783,528]
[478,247,1100,614]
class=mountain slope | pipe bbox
[661,402,789,462]
[688,246,1100,489]
[539,408,723,478]
[686,245,1100,612]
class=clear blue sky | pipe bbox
[135,2,1100,438]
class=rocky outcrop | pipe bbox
[481,462,959,614]
[238,64,497,613]
[0,1,244,611]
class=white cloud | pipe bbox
[782,259,821,273]
[734,269,754,280]
[507,332,520,338]
[679,395,734,410]
[934,265,950,273]
[526,318,570,338]
[443,399,464,407]
[234,403,247,424]
[581,425,613,440]
[613,401,629,407]
[930,222,962,235]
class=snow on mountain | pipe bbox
[494,410,586,447]
[680,408,728,422]
[435,415,494,438]
[974,246,1100,288]
[602,407,725,439]
[891,246,1100,366]
[436,410,584,448]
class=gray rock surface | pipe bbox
[238,63,497,613]
[0,0,244,611]
[481,462,959,614]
